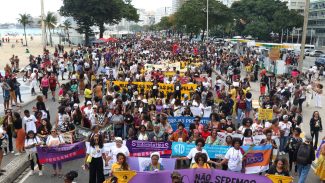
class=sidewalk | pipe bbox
[0,73,69,183]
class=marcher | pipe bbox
[24,130,43,176]
[85,133,107,183]
[144,152,165,171]
[310,111,323,150]
[295,134,315,183]
[46,127,65,177]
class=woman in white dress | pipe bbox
[313,83,323,108]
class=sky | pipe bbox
[0,0,172,24]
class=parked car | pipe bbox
[315,57,325,67]
[310,50,324,57]
[305,49,311,56]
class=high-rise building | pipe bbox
[308,0,325,47]
[172,0,187,13]
[280,0,305,14]
[155,7,173,23]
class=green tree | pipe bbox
[60,0,96,45]
[174,0,232,40]
[60,0,139,44]
[17,13,32,46]
[62,19,72,46]
[231,0,303,41]
[44,12,58,47]
[91,0,139,38]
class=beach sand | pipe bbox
[0,35,59,70]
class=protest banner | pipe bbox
[129,168,273,183]
[266,174,294,183]
[163,71,185,78]
[242,145,272,174]
[217,132,278,146]
[112,171,137,183]
[111,81,197,99]
[167,117,210,131]
[171,142,230,159]
[61,133,73,144]
[127,157,176,172]
[190,106,202,116]
[37,141,86,164]
[126,140,172,157]
[258,108,273,120]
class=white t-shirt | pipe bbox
[108,145,130,163]
[46,135,64,147]
[25,137,41,153]
[87,145,104,158]
[23,115,37,133]
[279,121,292,136]
[186,148,210,164]
[224,147,243,172]
[242,137,254,146]
[251,123,263,133]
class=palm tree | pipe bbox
[62,20,72,46]
[17,14,32,46]
[44,12,58,47]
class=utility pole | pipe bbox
[41,0,46,48]
[206,0,209,41]
[298,0,310,72]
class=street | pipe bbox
[18,56,325,183]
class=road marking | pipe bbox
[18,165,38,183]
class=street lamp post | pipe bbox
[298,0,310,72]
[41,0,46,48]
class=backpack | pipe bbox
[296,143,311,165]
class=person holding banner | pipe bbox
[46,127,65,177]
[191,152,210,169]
[266,158,290,176]
[144,152,165,171]
[217,138,244,172]
[111,152,129,173]
[178,138,217,167]
[107,137,130,164]
[24,130,43,176]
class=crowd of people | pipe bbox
[0,35,325,183]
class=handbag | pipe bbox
[86,155,92,163]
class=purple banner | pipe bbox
[316,140,325,158]
[126,140,172,157]
[127,157,176,172]
[37,141,86,164]
[129,168,273,183]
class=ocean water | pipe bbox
[0,28,42,36]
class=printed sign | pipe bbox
[37,141,86,164]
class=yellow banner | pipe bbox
[258,108,273,120]
[163,71,185,78]
[266,174,293,183]
[110,171,137,183]
[111,81,196,98]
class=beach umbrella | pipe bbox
[107,37,118,42]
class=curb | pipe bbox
[0,154,30,183]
